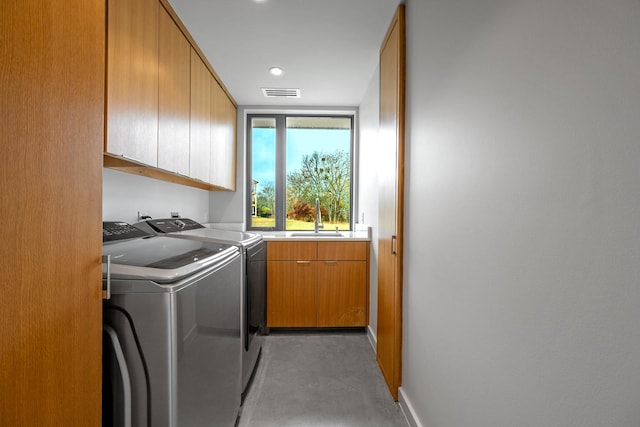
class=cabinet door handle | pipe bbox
[323,260,338,264]
[391,235,397,255]
[103,255,111,300]
[296,260,311,264]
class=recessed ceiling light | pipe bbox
[269,67,284,76]
[253,0,268,3]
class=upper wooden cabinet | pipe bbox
[158,6,190,176]
[211,79,237,190]
[104,0,237,191]
[106,0,159,166]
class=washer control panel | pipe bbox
[145,218,205,233]
[103,222,151,242]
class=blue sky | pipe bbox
[252,128,351,188]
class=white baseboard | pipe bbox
[399,387,424,427]
[366,326,422,427]
[366,325,377,353]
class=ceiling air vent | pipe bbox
[261,88,301,98]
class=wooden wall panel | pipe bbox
[0,1,104,424]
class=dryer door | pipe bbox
[246,240,266,349]
[103,307,148,427]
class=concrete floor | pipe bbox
[238,330,409,427]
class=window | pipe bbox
[247,114,354,231]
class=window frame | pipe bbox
[246,113,356,232]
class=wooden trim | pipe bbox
[366,241,371,332]
[394,3,406,402]
[104,153,233,191]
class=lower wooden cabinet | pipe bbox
[267,241,369,328]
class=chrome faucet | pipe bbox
[314,198,324,233]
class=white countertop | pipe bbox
[258,227,371,242]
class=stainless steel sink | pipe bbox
[288,232,346,238]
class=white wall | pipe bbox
[103,168,210,224]
[402,1,640,426]
[358,67,381,338]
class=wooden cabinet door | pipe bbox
[1,0,104,424]
[158,6,190,176]
[106,0,159,166]
[317,261,367,327]
[377,5,405,401]
[210,79,237,190]
[267,261,317,327]
[224,93,238,190]
[189,49,212,182]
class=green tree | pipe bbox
[257,181,275,218]
[287,150,350,223]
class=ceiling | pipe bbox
[167,0,401,107]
